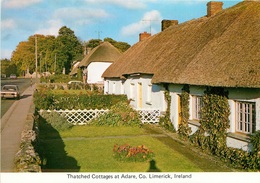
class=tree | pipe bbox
[85,38,131,53]
[104,37,131,52]
[11,36,36,75]
[86,39,102,49]
[55,26,83,74]
[0,59,17,76]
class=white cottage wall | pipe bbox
[168,84,259,151]
[123,75,166,111]
[104,78,123,95]
[88,62,112,84]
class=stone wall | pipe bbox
[14,103,41,172]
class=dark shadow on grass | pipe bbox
[37,115,80,172]
[147,160,161,172]
[143,125,234,172]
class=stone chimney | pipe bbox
[139,32,151,42]
[161,20,178,31]
[207,1,223,17]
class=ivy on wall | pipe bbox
[190,94,230,155]
[189,87,260,170]
[159,90,175,132]
[178,85,191,139]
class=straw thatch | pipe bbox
[78,42,122,68]
[103,1,260,88]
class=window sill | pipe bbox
[227,132,250,143]
[146,101,152,105]
[188,120,201,127]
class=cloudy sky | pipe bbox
[1,0,241,59]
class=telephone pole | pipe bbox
[35,35,38,83]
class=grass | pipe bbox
[38,122,236,172]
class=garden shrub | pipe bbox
[113,144,154,162]
[250,130,260,154]
[40,111,73,131]
[40,74,71,83]
[68,82,87,90]
[34,86,128,110]
[33,88,54,110]
[90,101,141,127]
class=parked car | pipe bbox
[10,74,17,79]
[1,85,20,99]
[68,80,83,85]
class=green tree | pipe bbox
[55,26,83,74]
[86,39,102,49]
[0,59,17,76]
[104,37,131,52]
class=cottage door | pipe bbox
[138,82,143,109]
[178,95,182,125]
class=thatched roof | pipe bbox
[103,1,260,88]
[78,41,122,67]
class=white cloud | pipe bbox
[2,0,42,8]
[121,10,162,36]
[1,19,16,29]
[1,49,13,59]
[85,0,151,9]
[54,8,110,25]
[35,19,62,36]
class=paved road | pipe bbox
[1,85,34,172]
[1,78,33,118]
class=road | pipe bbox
[1,78,33,118]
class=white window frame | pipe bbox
[192,95,203,120]
[236,101,256,134]
[104,80,109,94]
[112,82,116,94]
[146,84,152,104]
[130,83,135,100]
[120,81,124,94]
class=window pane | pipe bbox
[236,101,256,134]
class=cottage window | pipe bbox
[104,81,109,94]
[112,82,116,94]
[192,96,203,120]
[236,101,256,134]
[146,84,152,104]
[120,81,124,94]
[130,83,135,100]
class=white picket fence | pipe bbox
[40,109,161,125]
[138,109,161,124]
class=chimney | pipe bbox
[161,20,178,31]
[207,1,223,17]
[139,32,151,42]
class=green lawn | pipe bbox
[38,124,235,172]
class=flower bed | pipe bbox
[113,144,154,162]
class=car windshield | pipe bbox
[2,86,17,91]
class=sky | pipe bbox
[1,0,242,59]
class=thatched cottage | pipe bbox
[76,41,122,84]
[102,1,260,151]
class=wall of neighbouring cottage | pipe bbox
[168,84,260,152]
[124,74,166,111]
[104,78,124,95]
[169,84,206,131]
[87,62,112,84]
